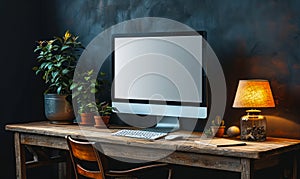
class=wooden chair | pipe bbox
[66,135,172,179]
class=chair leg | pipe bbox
[167,168,172,179]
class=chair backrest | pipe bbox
[66,135,106,179]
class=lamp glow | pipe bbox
[233,80,275,108]
[233,79,275,141]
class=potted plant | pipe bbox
[210,116,225,137]
[78,102,98,125]
[94,101,114,128]
[33,30,84,124]
[71,69,100,125]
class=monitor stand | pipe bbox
[154,116,180,132]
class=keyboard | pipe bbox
[112,129,168,140]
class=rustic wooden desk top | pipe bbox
[6,121,300,160]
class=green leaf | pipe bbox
[34,48,41,53]
[91,79,98,84]
[40,62,47,69]
[77,86,83,91]
[57,86,62,94]
[84,76,90,81]
[55,61,62,68]
[90,88,97,93]
[87,69,94,75]
[55,55,62,61]
[35,69,41,75]
[52,71,59,79]
[47,64,53,70]
[72,91,80,98]
[61,45,70,51]
[70,83,78,90]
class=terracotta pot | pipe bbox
[94,116,110,128]
[211,126,225,137]
[80,113,95,125]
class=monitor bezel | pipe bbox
[111,31,208,109]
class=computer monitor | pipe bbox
[112,31,207,131]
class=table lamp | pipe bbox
[233,79,275,141]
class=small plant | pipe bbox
[211,116,225,126]
[97,101,114,116]
[205,116,226,137]
[33,30,84,94]
[71,69,99,114]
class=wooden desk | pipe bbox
[5,121,300,179]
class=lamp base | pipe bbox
[240,109,266,141]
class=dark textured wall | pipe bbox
[0,1,46,179]
[43,0,300,138]
[2,0,300,178]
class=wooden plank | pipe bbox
[26,158,64,169]
[6,121,82,138]
[162,152,242,172]
[58,162,66,179]
[5,121,300,160]
[14,132,26,179]
[96,143,243,172]
[20,133,69,150]
[241,159,253,179]
[97,143,172,163]
[292,152,298,179]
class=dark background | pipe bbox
[1,0,300,178]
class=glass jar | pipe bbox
[240,110,267,141]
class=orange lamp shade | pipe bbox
[233,79,275,108]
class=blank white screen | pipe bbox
[114,35,203,103]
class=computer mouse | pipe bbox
[164,135,184,140]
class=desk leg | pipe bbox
[14,132,26,179]
[292,152,298,179]
[65,153,73,179]
[58,152,72,179]
[241,159,253,179]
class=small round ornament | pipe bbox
[226,126,240,137]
